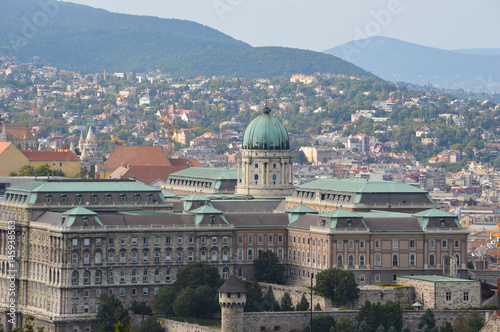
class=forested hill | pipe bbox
[0,0,377,79]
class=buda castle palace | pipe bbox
[0,106,468,332]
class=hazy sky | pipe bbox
[62,0,500,51]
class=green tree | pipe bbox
[401,325,411,332]
[453,311,484,332]
[18,165,35,176]
[314,268,359,306]
[172,287,196,318]
[97,294,131,332]
[314,303,323,311]
[130,301,153,316]
[375,325,385,332]
[242,280,264,312]
[253,250,285,284]
[173,262,223,293]
[280,292,294,311]
[12,316,44,332]
[439,321,453,332]
[418,309,436,330]
[333,315,354,332]
[262,286,280,311]
[152,286,177,317]
[303,316,336,332]
[137,317,164,332]
[295,294,310,311]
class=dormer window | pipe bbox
[321,219,326,227]
[91,194,98,204]
[209,215,215,224]
[134,194,140,203]
[439,219,445,228]
[76,194,82,204]
[60,194,67,204]
[105,194,112,203]
[45,195,52,204]
[120,194,126,203]
[346,219,352,228]
[82,217,89,226]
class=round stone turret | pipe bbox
[218,275,247,332]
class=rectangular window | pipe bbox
[392,240,398,249]
[166,237,171,244]
[429,240,435,248]
[72,239,78,246]
[247,249,253,261]
[248,235,253,243]
[410,254,416,266]
[442,240,447,248]
[237,249,243,261]
[143,237,148,244]
[258,235,263,243]
[96,238,101,246]
[223,236,229,243]
[454,240,460,248]
[463,292,469,301]
[177,251,182,262]
[268,235,273,243]
[154,237,160,244]
[84,238,90,246]
[212,236,217,243]
[238,235,243,243]
[120,288,125,296]
[392,254,398,266]
[337,240,343,249]
[374,253,381,266]
[188,236,194,243]
[120,238,126,245]
[177,236,182,244]
[410,240,416,248]
[278,235,283,243]
[375,274,380,283]
[277,248,283,260]
[446,292,451,301]
[131,288,137,296]
[375,240,381,249]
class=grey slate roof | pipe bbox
[218,275,247,293]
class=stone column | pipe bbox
[237,158,241,184]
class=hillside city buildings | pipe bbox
[0,107,473,332]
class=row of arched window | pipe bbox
[71,266,234,285]
[72,249,230,265]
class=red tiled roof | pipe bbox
[108,165,188,185]
[22,150,80,161]
[169,158,203,167]
[102,146,172,170]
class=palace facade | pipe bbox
[0,107,468,332]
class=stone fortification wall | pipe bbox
[161,319,216,332]
[261,283,413,310]
[356,285,414,308]
[472,270,500,285]
[242,310,494,332]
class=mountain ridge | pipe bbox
[0,0,377,79]
[323,36,500,92]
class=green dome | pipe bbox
[242,107,289,150]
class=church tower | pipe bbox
[235,106,294,198]
[218,275,247,332]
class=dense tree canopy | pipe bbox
[253,250,285,284]
[96,294,131,332]
[314,268,359,306]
